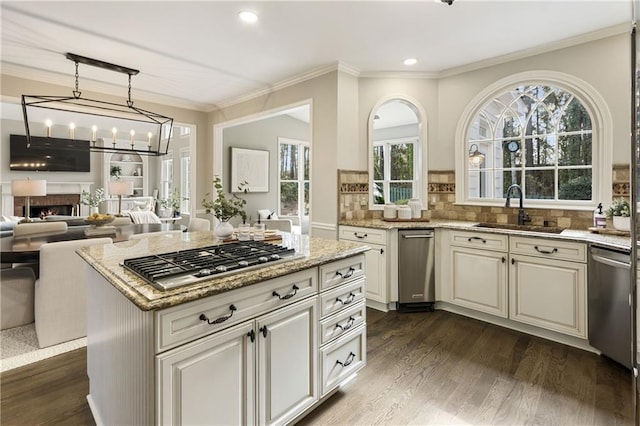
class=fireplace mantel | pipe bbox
[1,181,94,218]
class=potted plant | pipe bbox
[169,189,187,217]
[80,188,106,215]
[110,165,122,180]
[201,176,248,238]
[605,198,631,231]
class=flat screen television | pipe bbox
[9,134,91,172]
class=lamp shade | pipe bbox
[11,179,47,196]
[109,180,133,196]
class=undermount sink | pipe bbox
[472,222,565,234]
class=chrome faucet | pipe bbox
[505,184,531,226]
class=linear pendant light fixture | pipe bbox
[21,53,173,156]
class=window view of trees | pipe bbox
[468,85,593,202]
[279,140,309,216]
[373,140,415,204]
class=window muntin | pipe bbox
[278,138,310,217]
[373,138,417,204]
[467,85,593,202]
[180,150,191,214]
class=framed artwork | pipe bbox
[231,147,269,192]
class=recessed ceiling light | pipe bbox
[238,11,258,23]
[404,58,418,66]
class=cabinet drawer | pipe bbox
[510,236,586,263]
[155,268,317,353]
[449,230,508,252]
[319,300,366,346]
[320,278,365,318]
[339,226,387,245]
[319,255,365,291]
[320,324,366,396]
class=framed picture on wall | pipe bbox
[231,147,269,192]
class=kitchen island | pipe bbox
[78,232,369,425]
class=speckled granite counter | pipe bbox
[78,232,369,311]
[339,218,632,252]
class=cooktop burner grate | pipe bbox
[122,240,301,290]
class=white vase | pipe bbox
[90,206,99,215]
[612,216,631,232]
[215,220,234,239]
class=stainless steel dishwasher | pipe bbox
[398,229,435,312]
[588,246,632,368]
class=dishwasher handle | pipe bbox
[402,234,434,239]
[591,254,631,270]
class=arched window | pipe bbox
[457,72,611,208]
[369,97,426,207]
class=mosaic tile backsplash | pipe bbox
[338,165,631,230]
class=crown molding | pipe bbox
[437,22,630,79]
[1,62,210,112]
[359,70,439,79]
[212,61,360,111]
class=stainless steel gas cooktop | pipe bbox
[122,240,303,291]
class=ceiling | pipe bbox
[0,1,632,112]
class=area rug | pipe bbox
[0,323,86,372]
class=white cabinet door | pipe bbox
[157,321,256,426]
[364,242,387,304]
[257,296,318,425]
[509,254,587,338]
[450,246,508,318]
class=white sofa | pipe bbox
[35,237,112,348]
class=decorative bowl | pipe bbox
[85,215,115,227]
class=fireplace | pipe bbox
[27,204,75,219]
[13,194,81,218]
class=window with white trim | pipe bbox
[372,137,418,204]
[278,138,309,218]
[180,149,191,214]
[466,84,594,203]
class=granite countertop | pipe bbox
[78,232,369,312]
[339,218,632,252]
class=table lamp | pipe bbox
[109,181,133,216]
[11,178,47,222]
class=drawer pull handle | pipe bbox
[336,292,356,305]
[259,325,268,338]
[199,304,237,325]
[534,246,558,255]
[336,351,356,367]
[468,236,487,243]
[354,232,368,239]
[336,267,355,279]
[272,284,299,300]
[247,329,255,343]
[335,316,356,331]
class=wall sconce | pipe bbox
[468,144,485,166]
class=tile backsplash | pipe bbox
[338,165,631,230]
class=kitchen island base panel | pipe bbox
[86,266,155,425]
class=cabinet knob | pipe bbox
[502,256,506,263]
[511,258,516,265]
[259,325,268,338]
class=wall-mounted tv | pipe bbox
[9,134,91,172]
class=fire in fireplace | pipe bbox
[27,205,75,219]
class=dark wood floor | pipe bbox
[1,309,632,425]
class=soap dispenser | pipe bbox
[593,203,606,228]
